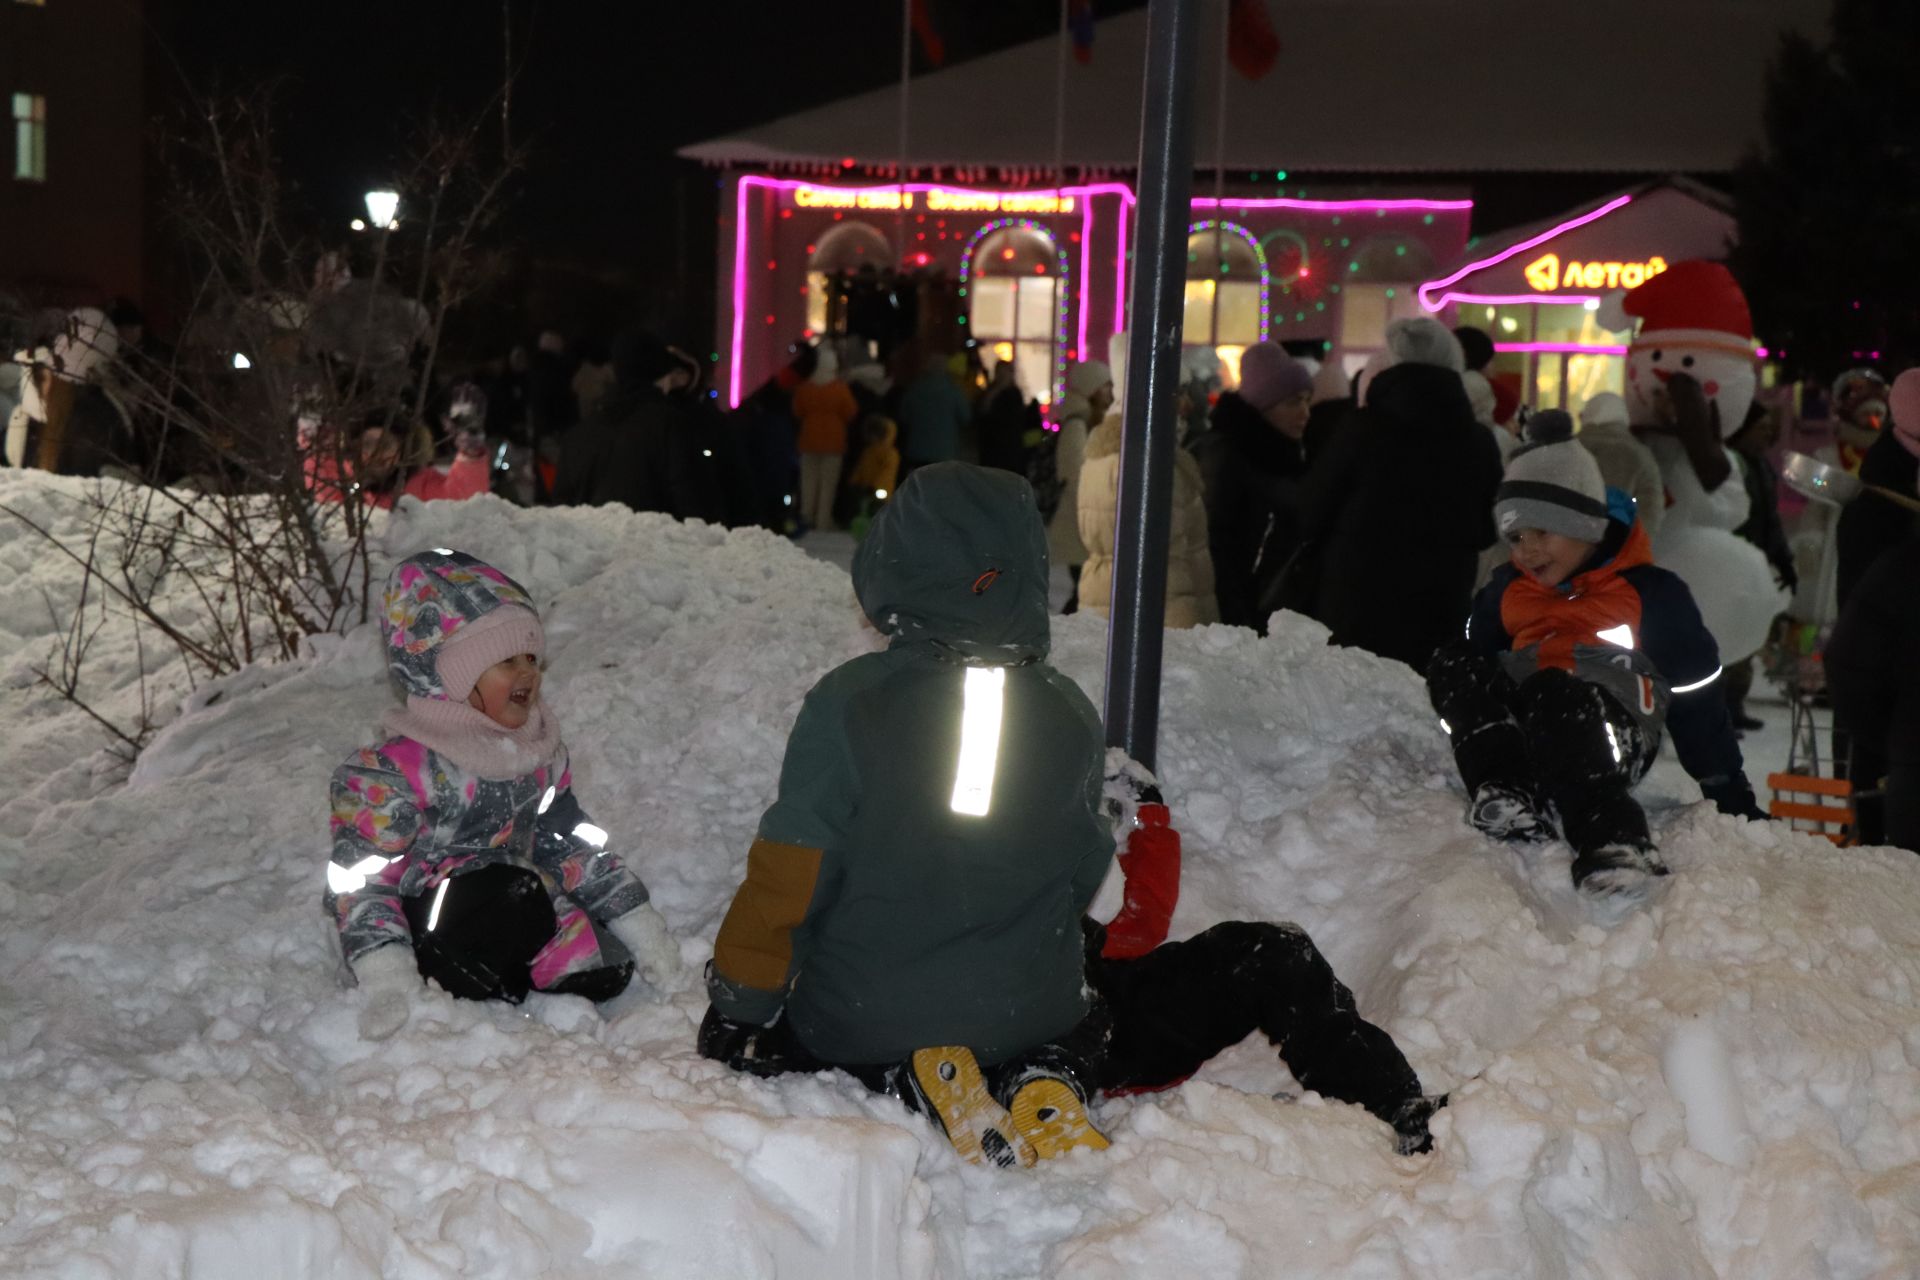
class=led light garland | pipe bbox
[1187,220,1270,342]
[959,217,1073,410]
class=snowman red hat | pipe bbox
[1599,260,1754,357]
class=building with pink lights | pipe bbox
[681,0,1821,409]
[715,174,1470,408]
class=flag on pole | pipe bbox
[1227,0,1280,80]
[911,0,946,66]
[1068,0,1096,64]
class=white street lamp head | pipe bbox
[363,190,400,230]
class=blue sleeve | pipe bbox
[1464,572,1514,655]
[1632,570,1758,817]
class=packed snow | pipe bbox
[3,471,1918,1279]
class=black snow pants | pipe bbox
[1427,640,1657,856]
[716,920,1422,1129]
[400,864,633,1006]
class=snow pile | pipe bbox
[3,471,1919,1279]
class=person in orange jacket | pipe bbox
[791,345,859,531]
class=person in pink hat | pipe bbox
[324,549,681,1039]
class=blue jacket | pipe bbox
[1467,494,1758,817]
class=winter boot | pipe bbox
[1387,1093,1448,1156]
[1004,1066,1110,1160]
[1571,843,1670,900]
[908,1047,1036,1169]
[1468,782,1555,844]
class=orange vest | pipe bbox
[1499,521,1655,674]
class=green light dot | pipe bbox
[1314,301,1326,311]
[958,316,967,325]
[1348,262,1359,273]
[1394,244,1407,256]
[958,288,967,297]
[1330,284,1341,294]
[1340,238,1350,247]
[1384,288,1396,299]
[1331,216,1342,226]
[1295,311,1306,322]
[1322,238,1333,247]
[1276,170,1288,181]
[1422,214,1434,225]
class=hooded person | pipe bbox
[698,464,1441,1164]
[38,307,138,476]
[325,550,677,1040]
[1189,340,1314,628]
[1300,317,1503,670]
[1834,367,1920,612]
[1045,360,1112,606]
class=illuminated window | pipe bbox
[1184,224,1265,367]
[806,221,892,336]
[13,93,45,182]
[968,225,1061,406]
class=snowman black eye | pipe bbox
[1651,350,1663,361]
[1681,355,1695,368]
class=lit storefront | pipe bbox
[719,175,1471,408]
[1416,179,1739,416]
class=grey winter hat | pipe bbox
[1494,410,1610,544]
[1384,316,1465,372]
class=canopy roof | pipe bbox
[683,0,1826,175]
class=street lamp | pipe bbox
[363,189,400,231]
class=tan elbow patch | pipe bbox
[713,838,825,991]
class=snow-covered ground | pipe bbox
[4,472,1919,1279]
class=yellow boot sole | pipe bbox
[910,1047,1037,1169]
[1008,1076,1110,1159]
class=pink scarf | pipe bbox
[381,695,564,781]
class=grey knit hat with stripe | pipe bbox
[1494,410,1609,543]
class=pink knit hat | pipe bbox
[1236,341,1313,411]
[435,604,544,702]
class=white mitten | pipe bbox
[608,904,682,992]
[352,945,420,1042]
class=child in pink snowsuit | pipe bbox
[325,549,679,1039]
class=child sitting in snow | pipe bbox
[1429,411,1763,903]
[325,550,680,1040]
[698,463,1440,1166]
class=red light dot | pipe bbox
[766,260,777,270]
[840,157,855,167]
[1033,264,1046,275]
[805,244,816,254]
[916,215,925,223]
[765,315,776,324]
[1069,233,1081,243]
[1298,266,1310,278]
[780,209,793,219]
[833,212,843,220]
[936,220,947,228]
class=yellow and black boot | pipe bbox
[908,1046,1037,1169]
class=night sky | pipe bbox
[153,0,1128,346]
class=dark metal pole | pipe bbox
[1102,0,1199,770]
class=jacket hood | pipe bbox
[380,549,540,700]
[852,462,1051,663]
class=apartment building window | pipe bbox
[13,93,45,181]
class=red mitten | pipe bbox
[1101,803,1181,959]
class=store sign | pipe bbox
[791,185,1074,215]
[1524,252,1668,293]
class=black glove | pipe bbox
[698,1004,766,1063]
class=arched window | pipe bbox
[1185,222,1268,386]
[962,221,1067,407]
[807,222,893,336]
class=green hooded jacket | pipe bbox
[708,463,1112,1065]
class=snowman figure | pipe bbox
[1598,260,1786,666]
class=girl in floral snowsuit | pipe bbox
[325,548,679,1039]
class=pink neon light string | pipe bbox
[1191,196,1472,212]
[1114,195,1128,338]
[1440,293,1601,308]
[1495,342,1629,355]
[1078,195,1094,361]
[729,176,753,406]
[1416,194,1635,312]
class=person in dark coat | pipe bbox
[1300,318,1503,672]
[552,331,705,518]
[1190,341,1314,629]
[1835,370,1920,612]
[1825,529,1920,853]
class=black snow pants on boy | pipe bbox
[400,864,634,1005]
[1427,640,1662,884]
[702,916,1433,1153]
